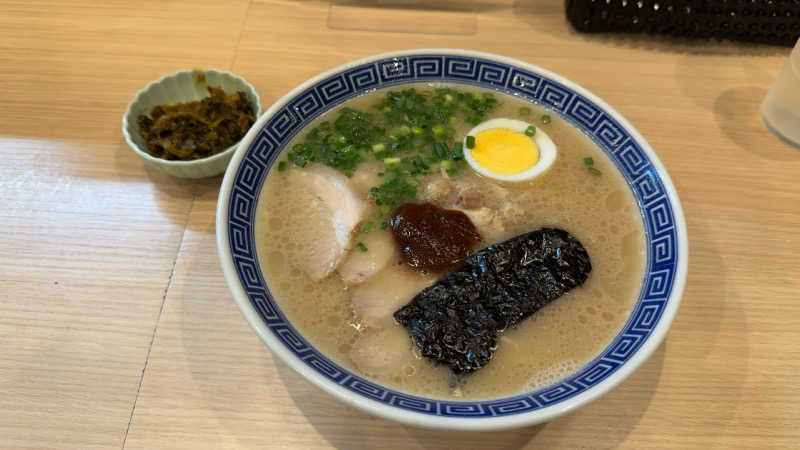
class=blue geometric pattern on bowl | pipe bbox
[225,54,677,417]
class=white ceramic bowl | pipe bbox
[122,68,261,178]
[216,49,688,430]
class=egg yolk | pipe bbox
[470,128,539,174]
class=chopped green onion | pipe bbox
[360,221,374,233]
[541,114,551,124]
[519,106,531,116]
[466,135,476,149]
[384,157,401,167]
[277,161,287,171]
[452,141,464,160]
[379,221,388,230]
[356,242,368,252]
[583,157,594,166]
[588,167,602,176]
[433,142,448,159]
[525,125,536,137]
[289,86,502,209]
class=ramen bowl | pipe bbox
[216,49,687,430]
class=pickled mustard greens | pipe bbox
[137,87,255,161]
[284,88,499,211]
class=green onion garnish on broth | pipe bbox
[286,86,502,215]
[379,221,388,230]
[384,157,401,167]
[356,242,368,252]
[433,142,448,160]
[360,221,374,233]
[541,114,552,124]
[525,125,536,137]
[277,161,287,171]
[583,157,594,166]
[452,141,463,158]
[588,166,602,176]
[466,135,476,149]
[518,106,531,116]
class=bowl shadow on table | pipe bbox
[147,168,222,230]
[272,342,665,449]
[113,140,223,229]
[512,0,785,57]
[269,333,667,449]
[664,184,750,442]
[713,86,800,161]
[671,54,800,160]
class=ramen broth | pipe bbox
[256,83,645,399]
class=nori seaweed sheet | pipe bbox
[394,228,592,374]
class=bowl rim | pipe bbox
[216,48,688,431]
[121,68,262,167]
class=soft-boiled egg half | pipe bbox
[463,118,557,182]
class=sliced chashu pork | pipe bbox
[337,228,397,285]
[455,182,510,209]
[349,266,435,328]
[285,164,366,281]
[349,324,417,379]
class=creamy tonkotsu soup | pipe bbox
[256,83,645,399]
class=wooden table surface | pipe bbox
[2,1,799,448]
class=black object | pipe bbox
[394,228,592,374]
[566,0,800,46]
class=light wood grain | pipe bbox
[0,1,249,449]
[1,0,799,448]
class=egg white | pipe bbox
[463,118,557,182]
